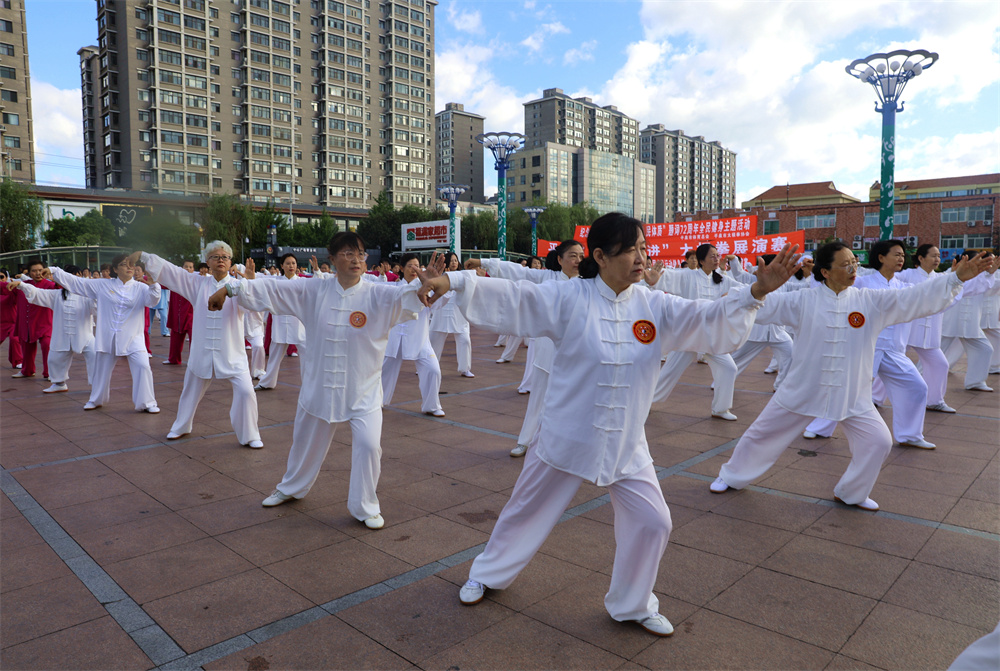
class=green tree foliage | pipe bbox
[44,210,116,247]
[120,212,201,264]
[358,191,439,256]
[283,211,339,248]
[0,178,43,253]
[535,202,600,244]
[460,210,498,252]
[201,194,257,253]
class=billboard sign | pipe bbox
[401,219,459,251]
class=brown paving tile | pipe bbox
[0,492,17,519]
[144,471,258,511]
[756,467,843,502]
[707,568,876,651]
[804,507,935,559]
[144,569,314,654]
[105,537,255,604]
[0,574,107,648]
[631,609,834,670]
[666,512,796,565]
[394,438,493,474]
[708,488,828,533]
[0,615,154,670]
[359,514,488,566]
[0,442,88,469]
[652,544,753,607]
[13,466,138,511]
[538,516,617,572]
[202,614,411,670]
[72,430,161,455]
[420,612,627,670]
[73,511,208,566]
[446,457,526,492]
[579,501,708,534]
[876,462,977,497]
[96,445,214,486]
[48,490,170,536]
[883,561,999,631]
[0,515,46,551]
[216,513,347,566]
[867,482,960,522]
[435,491,512,534]
[965,468,999,504]
[914,528,999,581]
[823,654,882,670]
[1,540,72,594]
[943,498,1000,535]
[176,492,307,535]
[387,473,495,513]
[840,602,988,671]
[885,448,990,477]
[762,535,910,599]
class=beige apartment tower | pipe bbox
[434,102,483,203]
[81,0,436,209]
[0,0,35,184]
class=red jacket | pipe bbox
[0,282,19,337]
[166,285,194,333]
[14,278,56,342]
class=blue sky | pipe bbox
[26,0,1000,207]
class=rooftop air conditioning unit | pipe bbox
[852,241,863,250]
[853,235,863,241]
[967,221,977,227]
[905,236,918,247]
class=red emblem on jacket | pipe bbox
[848,311,865,328]
[349,311,367,328]
[632,319,656,344]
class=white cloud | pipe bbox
[30,78,85,187]
[435,42,529,133]
[445,2,484,34]
[520,21,570,53]
[564,40,598,66]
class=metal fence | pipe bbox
[0,246,130,273]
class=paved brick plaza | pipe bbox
[1,329,997,670]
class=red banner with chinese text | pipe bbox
[643,216,803,267]
[537,239,560,255]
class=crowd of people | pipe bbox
[1,214,997,641]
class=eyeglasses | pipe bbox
[207,255,232,262]
[336,251,368,262]
[836,261,860,270]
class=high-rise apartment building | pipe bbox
[434,102,483,202]
[81,0,435,210]
[524,88,639,156]
[639,124,736,222]
[0,0,35,184]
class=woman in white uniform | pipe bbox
[650,243,744,420]
[10,265,96,394]
[710,242,993,511]
[136,243,263,448]
[381,253,445,416]
[467,239,585,457]
[208,233,426,529]
[941,265,998,392]
[255,253,307,391]
[49,255,161,413]
[429,252,475,379]
[417,213,801,637]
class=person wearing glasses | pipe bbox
[49,254,161,413]
[131,244,263,448]
[254,253,307,390]
[709,242,995,512]
[206,232,427,530]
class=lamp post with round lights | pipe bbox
[477,131,524,260]
[524,206,546,256]
[846,49,938,240]
[437,183,468,256]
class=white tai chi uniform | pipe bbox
[230,274,422,519]
[142,254,261,445]
[897,266,950,406]
[651,268,743,413]
[17,283,96,387]
[244,307,267,379]
[717,272,966,504]
[381,279,443,414]
[257,273,307,389]
[481,258,572,448]
[941,272,998,389]
[977,270,1000,374]
[50,268,160,410]
[447,269,763,621]
[429,290,473,375]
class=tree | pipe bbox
[119,212,201,264]
[358,191,400,257]
[535,201,599,244]
[285,211,339,248]
[0,178,43,253]
[460,211,498,252]
[44,210,116,247]
[201,194,256,254]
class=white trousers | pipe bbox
[719,399,892,505]
[429,329,472,374]
[258,342,306,389]
[807,350,928,444]
[275,405,382,520]
[732,339,792,390]
[381,345,442,414]
[654,351,736,414]
[517,339,536,393]
[47,343,96,387]
[499,336,523,362]
[909,346,949,406]
[942,336,993,388]
[89,350,157,410]
[494,335,507,347]
[517,366,549,446]
[469,449,670,622]
[247,334,266,379]
[171,367,261,445]
[984,328,1000,372]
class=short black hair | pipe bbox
[914,243,937,265]
[813,241,851,282]
[26,258,44,271]
[399,253,419,269]
[578,213,643,279]
[198,261,210,270]
[109,253,130,279]
[868,239,905,270]
[327,231,367,257]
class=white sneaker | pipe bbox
[43,383,68,394]
[495,358,510,364]
[459,579,485,605]
[262,489,294,507]
[989,368,1000,375]
[166,431,187,440]
[245,440,264,449]
[834,495,879,511]
[425,409,446,417]
[637,614,674,637]
[517,388,529,395]
[803,430,827,439]
[926,403,956,413]
[966,382,994,392]
[900,439,936,450]
[364,514,384,529]
[763,366,778,374]
[10,371,30,378]
[144,405,160,414]
[289,352,298,357]
[709,477,729,493]
[15,363,21,369]
[510,444,527,458]
[712,411,737,421]
[254,384,272,391]
[83,401,101,411]
[461,370,475,378]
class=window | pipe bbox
[1,112,18,126]
[1,89,17,103]
[160,130,183,144]
[160,110,183,124]
[763,220,779,235]
[157,9,181,25]
[0,42,13,56]
[0,19,13,32]
[3,135,20,148]
[795,214,836,230]
[942,206,992,223]
[0,66,16,79]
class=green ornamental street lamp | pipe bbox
[524,206,546,256]
[477,131,525,260]
[437,183,468,256]
[846,49,938,240]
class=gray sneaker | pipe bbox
[459,579,485,605]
